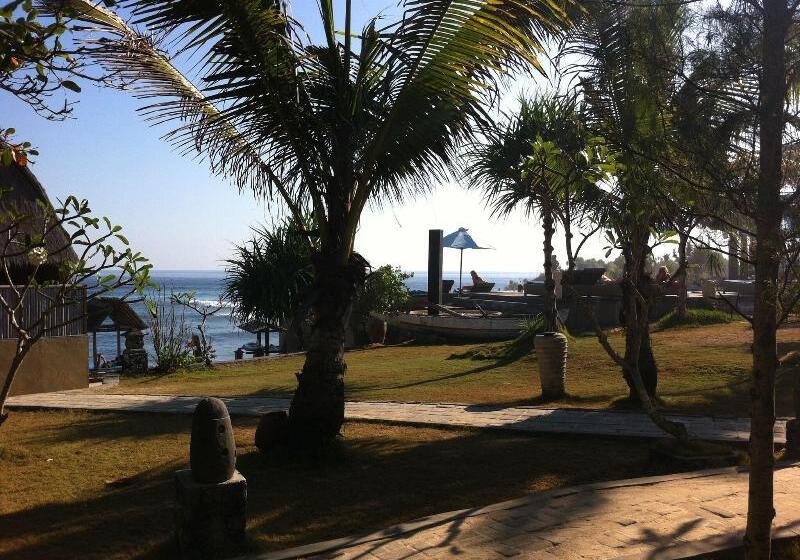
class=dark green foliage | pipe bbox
[654,309,734,331]
[1,0,86,120]
[351,265,412,338]
[223,221,314,329]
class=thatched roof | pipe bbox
[0,162,78,282]
[87,297,147,332]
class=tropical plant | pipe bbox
[563,1,691,440]
[0,190,151,424]
[666,0,800,553]
[1,0,87,120]
[224,220,314,354]
[351,265,411,343]
[49,0,575,445]
[467,94,612,332]
[144,289,193,373]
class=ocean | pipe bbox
[90,270,539,366]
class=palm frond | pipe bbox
[44,0,576,262]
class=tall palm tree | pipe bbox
[50,0,573,444]
[467,94,606,332]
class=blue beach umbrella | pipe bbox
[442,227,492,292]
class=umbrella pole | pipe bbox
[459,249,463,293]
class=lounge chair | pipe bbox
[466,282,495,293]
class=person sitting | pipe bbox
[95,353,109,369]
[655,266,670,284]
[466,270,495,293]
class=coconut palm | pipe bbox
[562,1,690,438]
[467,94,609,332]
[49,0,574,444]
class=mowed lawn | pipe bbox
[0,410,688,560]
[113,322,800,418]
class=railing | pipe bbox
[0,285,87,339]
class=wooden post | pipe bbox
[728,233,739,280]
[92,331,97,371]
[428,229,443,315]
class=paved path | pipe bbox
[7,390,787,443]
[243,464,800,560]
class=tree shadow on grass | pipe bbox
[0,459,182,560]
[0,412,686,560]
[344,360,524,395]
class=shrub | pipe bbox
[145,290,194,373]
[351,265,412,343]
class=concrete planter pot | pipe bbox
[534,332,568,399]
[366,315,388,344]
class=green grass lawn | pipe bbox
[0,410,694,560]
[113,322,800,418]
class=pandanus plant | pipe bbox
[467,95,612,333]
[46,0,575,445]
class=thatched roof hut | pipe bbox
[0,162,78,283]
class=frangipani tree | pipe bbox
[48,0,574,445]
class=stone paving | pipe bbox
[6,389,788,443]
[244,465,800,560]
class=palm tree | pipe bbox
[51,0,573,445]
[467,95,606,332]
[562,1,690,439]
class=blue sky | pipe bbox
[2,1,613,273]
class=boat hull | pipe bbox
[383,313,525,342]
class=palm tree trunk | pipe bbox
[288,253,365,445]
[542,198,558,332]
[745,0,787,555]
[621,221,658,405]
[677,231,689,319]
[620,235,658,402]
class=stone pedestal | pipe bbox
[175,469,247,559]
[122,330,148,375]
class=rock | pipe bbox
[190,397,236,484]
[255,410,289,452]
